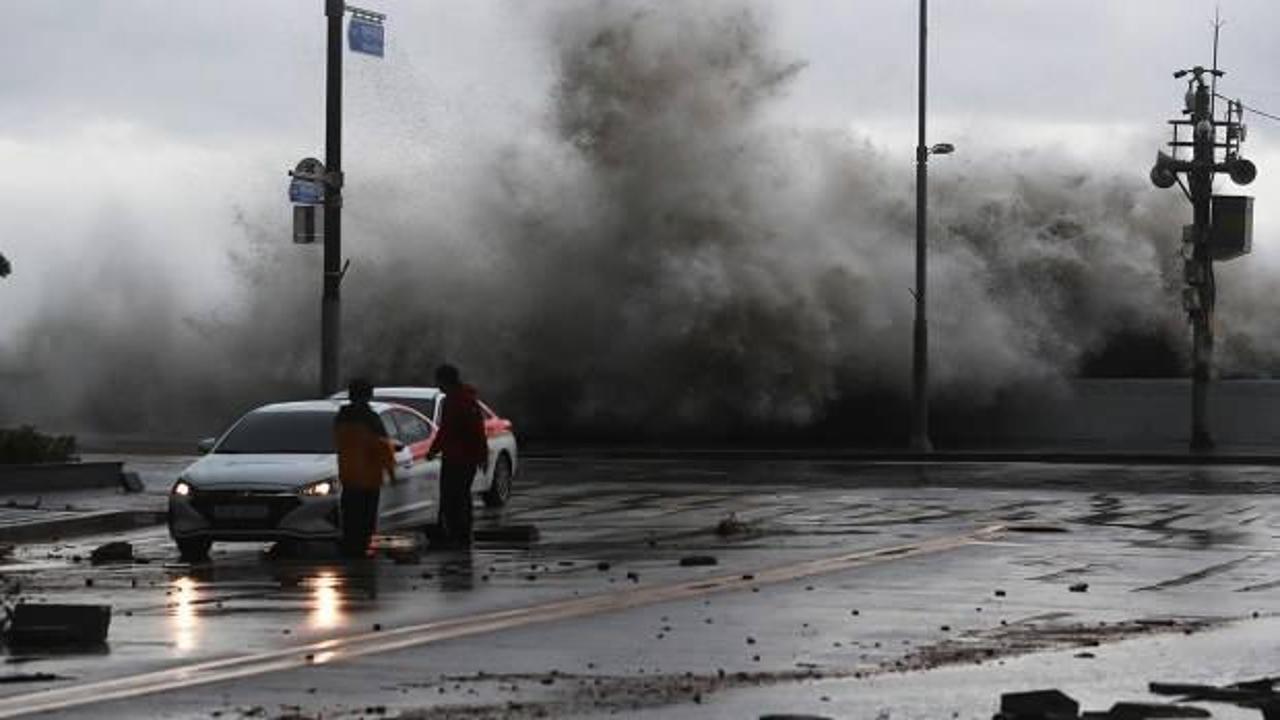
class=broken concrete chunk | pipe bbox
[6,603,111,646]
[119,471,144,493]
[996,689,1079,720]
[716,513,749,537]
[1096,702,1210,719]
[90,542,133,565]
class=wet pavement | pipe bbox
[0,458,1277,718]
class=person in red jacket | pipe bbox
[427,364,489,547]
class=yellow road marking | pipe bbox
[0,524,1004,718]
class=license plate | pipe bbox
[212,504,269,520]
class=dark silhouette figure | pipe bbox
[334,379,395,557]
[427,364,488,547]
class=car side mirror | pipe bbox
[197,438,216,455]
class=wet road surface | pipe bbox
[0,458,1278,718]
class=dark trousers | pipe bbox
[341,487,381,556]
[439,459,478,543]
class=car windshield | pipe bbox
[215,410,335,454]
[378,396,437,421]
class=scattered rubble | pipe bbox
[996,689,1214,720]
[886,616,1218,674]
[1151,676,1280,718]
[89,541,133,565]
[715,513,751,537]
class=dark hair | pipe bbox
[348,378,374,402]
[434,364,461,387]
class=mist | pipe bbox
[1,1,1276,444]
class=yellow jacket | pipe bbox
[334,405,395,491]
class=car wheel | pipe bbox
[177,537,212,562]
[482,454,513,507]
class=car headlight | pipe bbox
[300,478,339,497]
[172,479,193,497]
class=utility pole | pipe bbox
[320,0,345,397]
[1150,61,1257,451]
[1188,70,1215,451]
[910,0,953,453]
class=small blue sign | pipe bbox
[289,178,325,205]
[349,17,384,57]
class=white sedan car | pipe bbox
[168,399,445,561]
[328,386,518,509]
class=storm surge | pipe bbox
[2,2,1273,443]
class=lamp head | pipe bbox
[1227,157,1257,185]
[1150,151,1178,189]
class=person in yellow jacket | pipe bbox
[334,379,396,557]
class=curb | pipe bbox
[0,510,165,544]
[0,462,126,493]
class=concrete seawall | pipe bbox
[986,379,1280,450]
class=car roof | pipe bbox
[328,386,443,400]
[253,400,404,414]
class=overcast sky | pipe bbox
[2,0,1278,333]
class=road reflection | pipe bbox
[170,576,199,654]
[308,571,343,630]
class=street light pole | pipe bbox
[910,0,932,453]
[321,0,345,396]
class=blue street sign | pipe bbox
[349,17,384,57]
[290,178,325,205]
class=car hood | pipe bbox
[182,454,337,490]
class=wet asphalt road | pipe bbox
[1,458,1279,718]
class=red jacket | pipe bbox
[434,384,488,465]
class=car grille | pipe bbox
[190,490,302,530]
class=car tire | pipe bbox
[481,454,513,507]
[176,537,212,563]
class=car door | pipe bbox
[377,411,414,520]
[385,408,438,523]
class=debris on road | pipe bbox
[890,617,1217,674]
[0,672,66,684]
[679,555,718,567]
[1069,582,1089,593]
[715,513,750,537]
[119,471,144,493]
[996,690,1214,719]
[89,541,133,565]
[995,689,1079,719]
[5,603,111,646]
[1151,676,1280,718]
